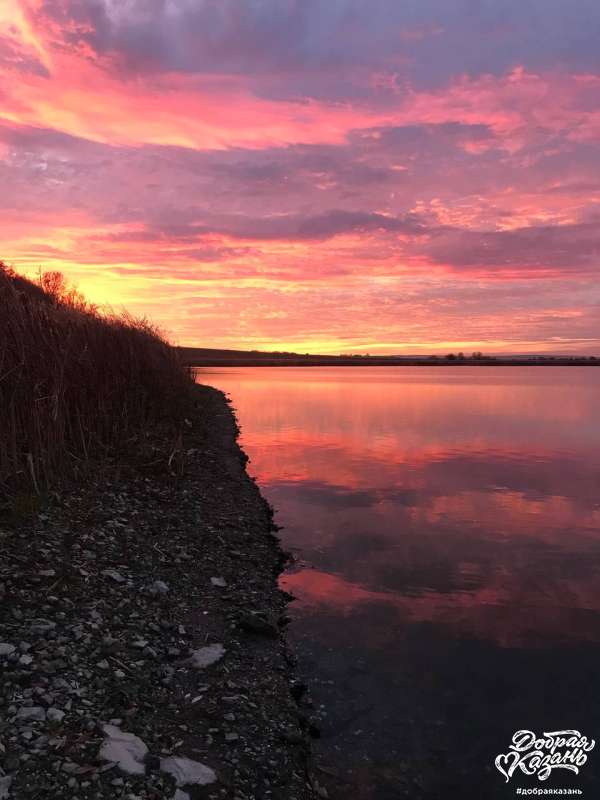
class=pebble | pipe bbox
[188,644,225,669]
[210,577,227,588]
[47,708,66,723]
[160,756,217,787]
[98,725,148,776]
[148,580,169,595]
[0,643,15,657]
[16,706,46,722]
[30,620,56,634]
[102,569,125,583]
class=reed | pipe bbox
[0,262,192,497]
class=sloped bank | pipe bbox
[0,384,316,800]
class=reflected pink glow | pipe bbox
[202,366,600,647]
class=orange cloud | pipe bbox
[2,2,600,353]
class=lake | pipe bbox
[197,366,600,799]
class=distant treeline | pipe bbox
[0,263,192,498]
[179,347,598,367]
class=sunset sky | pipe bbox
[1,0,599,354]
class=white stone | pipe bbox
[174,791,190,800]
[210,577,227,588]
[102,569,125,583]
[188,644,225,669]
[47,708,65,723]
[0,643,15,657]
[148,580,169,595]
[98,724,148,775]
[160,756,216,787]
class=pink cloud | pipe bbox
[1,2,599,353]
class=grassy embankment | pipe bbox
[0,262,193,504]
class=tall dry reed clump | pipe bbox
[0,262,193,498]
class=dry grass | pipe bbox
[0,262,193,497]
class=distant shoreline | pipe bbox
[189,360,599,367]
[180,349,599,368]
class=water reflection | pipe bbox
[197,367,600,798]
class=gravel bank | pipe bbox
[0,385,317,800]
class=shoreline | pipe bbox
[187,360,599,368]
[0,384,316,800]
[179,348,599,368]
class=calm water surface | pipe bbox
[197,367,600,799]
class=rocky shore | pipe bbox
[0,385,317,800]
